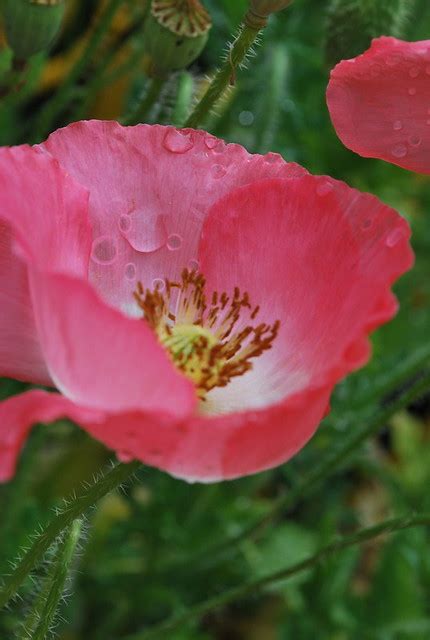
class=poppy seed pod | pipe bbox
[142,0,212,77]
[2,0,66,60]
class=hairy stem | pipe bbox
[23,519,82,640]
[0,461,141,609]
[184,12,267,129]
[127,513,430,639]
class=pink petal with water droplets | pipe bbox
[327,37,430,174]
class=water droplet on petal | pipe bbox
[117,450,134,463]
[163,129,194,154]
[118,214,132,233]
[211,164,227,179]
[391,143,407,158]
[386,228,405,248]
[386,54,401,66]
[204,134,218,149]
[152,278,165,292]
[409,66,420,78]
[124,212,167,253]
[188,259,199,271]
[167,234,182,251]
[124,262,136,281]
[91,236,118,265]
[393,120,403,131]
[408,135,422,146]
[408,87,417,96]
[316,181,334,196]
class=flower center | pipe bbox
[134,269,280,400]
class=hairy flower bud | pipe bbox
[1,0,66,60]
[142,0,212,77]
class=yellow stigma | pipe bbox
[134,269,279,400]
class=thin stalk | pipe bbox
[33,0,124,142]
[126,513,430,639]
[22,519,82,640]
[0,461,141,610]
[255,43,288,152]
[172,72,194,126]
[158,364,430,573]
[184,12,267,129]
[122,76,167,125]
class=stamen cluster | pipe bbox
[134,269,280,398]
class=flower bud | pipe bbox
[142,0,212,77]
[1,0,66,60]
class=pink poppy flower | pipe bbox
[0,121,413,482]
[327,36,430,174]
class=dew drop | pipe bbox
[392,120,403,131]
[152,278,165,292]
[265,152,281,164]
[124,211,167,253]
[167,233,182,250]
[211,164,227,179]
[188,259,199,272]
[91,236,117,265]
[117,451,134,463]
[163,129,194,154]
[409,66,420,78]
[386,54,401,66]
[408,87,417,96]
[124,262,136,281]
[316,181,334,196]
[118,214,132,233]
[408,135,422,146]
[204,133,219,149]
[386,228,405,248]
[391,143,407,158]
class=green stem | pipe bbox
[184,14,266,129]
[23,519,82,640]
[255,43,288,152]
[123,76,167,125]
[0,461,141,610]
[32,0,124,142]
[172,72,194,126]
[159,363,430,574]
[126,513,430,639]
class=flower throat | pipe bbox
[134,269,280,399]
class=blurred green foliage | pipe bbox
[0,0,430,638]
